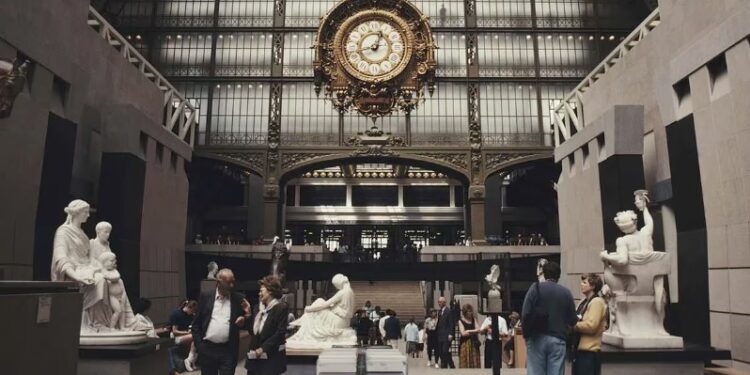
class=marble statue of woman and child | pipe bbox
[51,199,150,345]
[598,190,683,348]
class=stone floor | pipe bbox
[181,354,748,375]
[183,355,526,375]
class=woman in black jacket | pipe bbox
[246,275,290,375]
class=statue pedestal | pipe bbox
[80,330,148,346]
[603,332,683,349]
[603,252,683,349]
[317,347,406,375]
[485,290,503,313]
[78,337,172,375]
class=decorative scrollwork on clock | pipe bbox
[313,0,436,120]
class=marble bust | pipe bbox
[51,200,147,345]
[599,190,682,348]
[287,273,357,349]
[206,261,218,280]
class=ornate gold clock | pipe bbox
[314,0,436,120]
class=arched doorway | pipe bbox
[278,156,471,261]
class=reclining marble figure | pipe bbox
[599,190,682,348]
[287,273,357,349]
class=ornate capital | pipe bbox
[264,184,280,200]
[468,185,485,200]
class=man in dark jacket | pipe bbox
[436,296,456,368]
[355,311,373,347]
[521,261,576,375]
[384,310,402,350]
[192,269,251,375]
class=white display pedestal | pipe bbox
[316,347,406,375]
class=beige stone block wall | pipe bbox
[556,0,750,367]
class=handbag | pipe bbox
[522,282,548,338]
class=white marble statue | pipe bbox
[90,222,112,265]
[206,261,219,280]
[287,273,357,349]
[484,264,501,293]
[599,190,682,348]
[98,252,125,329]
[51,200,147,345]
[484,264,503,313]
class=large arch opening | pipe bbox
[278,156,471,262]
[483,157,561,246]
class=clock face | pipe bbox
[336,14,412,82]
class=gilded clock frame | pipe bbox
[334,10,415,83]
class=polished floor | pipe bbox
[184,355,526,374]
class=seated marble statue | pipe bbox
[598,190,680,348]
[98,252,125,328]
[51,200,140,336]
[287,273,356,348]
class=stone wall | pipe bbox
[0,0,191,322]
[555,0,750,369]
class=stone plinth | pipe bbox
[78,337,172,375]
[603,251,683,349]
[316,347,406,375]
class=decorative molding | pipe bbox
[272,33,284,65]
[464,0,476,17]
[216,152,266,171]
[469,185,485,200]
[468,83,482,183]
[485,153,539,172]
[466,32,478,66]
[281,153,336,170]
[351,146,398,157]
[264,184,280,200]
[414,153,468,171]
[266,83,283,183]
[313,0,436,120]
[274,0,285,16]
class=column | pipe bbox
[468,185,486,244]
[263,184,282,240]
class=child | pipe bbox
[99,252,125,329]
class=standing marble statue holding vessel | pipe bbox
[286,273,357,350]
[599,190,682,348]
[50,199,148,345]
[270,236,290,284]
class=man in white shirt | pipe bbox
[480,314,508,369]
[191,269,251,375]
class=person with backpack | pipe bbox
[571,273,607,375]
[521,261,577,375]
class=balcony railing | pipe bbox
[87,6,198,147]
[551,8,661,147]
